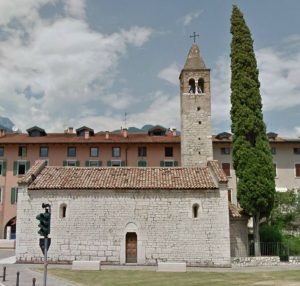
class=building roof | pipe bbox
[19,160,228,191]
[229,203,248,219]
[0,132,180,144]
[182,44,207,70]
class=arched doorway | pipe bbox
[4,217,16,239]
[126,232,137,263]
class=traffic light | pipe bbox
[36,209,51,237]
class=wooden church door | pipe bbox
[126,232,137,263]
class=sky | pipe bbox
[0,0,300,136]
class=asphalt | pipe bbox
[0,250,300,285]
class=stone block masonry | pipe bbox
[16,188,231,267]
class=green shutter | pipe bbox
[13,161,18,176]
[26,160,30,172]
[160,161,165,167]
[138,160,147,167]
[76,160,80,167]
[2,161,6,176]
[107,161,112,167]
[63,160,67,166]
[11,188,16,204]
[121,161,126,167]
[98,161,102,167]
[174,161,178,167]
[85,160,90,167]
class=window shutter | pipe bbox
[107,161,112,167]
[138,160,143,167]
[11,188,16,204]
[121,161,126,167]
[160,161,165,167]
[76,160,80,167]
[26,160,30,172]
[63,160,67,166]
[2,161,6,176]
[174,161,178,167]
[138,160,147,167]
[85,161,90,167]
[13,161,18,176]
[98,161,102,167]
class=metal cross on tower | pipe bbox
[190,32,200,43]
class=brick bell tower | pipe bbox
[180,43,213,167]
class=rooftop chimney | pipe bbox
[122,128,128,138]
[105,131,109,140]
[64,127,74,134]
[171,128,177,136]
[0,129,5,137]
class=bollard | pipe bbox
[32,277,36,286]
[2,266,6,282]
[16,271,20,286]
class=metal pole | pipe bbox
[16,271,20,286]
[32,277,36,286]
[44,237,48,286]
[3,266,6,281]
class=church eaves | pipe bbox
[183,43,206,70]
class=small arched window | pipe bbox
[60,204,67,218]
[198,78,204,93]
[188,78,196,94]
[192,203,199,218]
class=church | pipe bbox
[15,43,248,267]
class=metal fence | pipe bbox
[248,242,290,261]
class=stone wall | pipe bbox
[231,256,280,267]
[289,256,300,264]
[230,218,248,257]
[16,188,231,267]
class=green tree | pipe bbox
[230,5,275,255]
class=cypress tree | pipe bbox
[230,5,275,255]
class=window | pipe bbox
[165,147,173,157]
[0,160,6,176]
[296,164,300,177]
[11,187,18,204]
[0,147,4,157]
[294,148,300,155]
[221,147,230,155]
[40,147,48,157]
[85,160,101,167]
[112,147,121,157]
[138,160,147,167]
[18,146,27,157]
[228,190,232,202]
[67,147,76,157]
[222,163,231,177]
[198,78,204,93]
[160,160,178,167]
[107,160,126,167]
[188,78,196,94]
[13,160,30,176]
[60,204,67,218]
[192,204,199,218]
[138,147,147,157]
[63,160,79,167]
[271,147,276,155]
[90,147,98,157]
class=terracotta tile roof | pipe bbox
[21,161,219,190]
[229,203,248,219]
[207,160,228,183]
[18,160,47,185]
[0,132,180,144]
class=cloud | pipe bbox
[211,36,300,129]
[158,63,180,85]
[182,10,203,27]
[0,1,152,132]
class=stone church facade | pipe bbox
[16,43,247,266]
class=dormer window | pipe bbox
[76,126,94,137]
[26,126,47,137]
[215,132,232,140]
[148,125,166,136]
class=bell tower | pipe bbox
[180,43,213,167]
